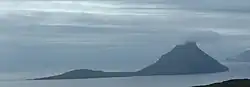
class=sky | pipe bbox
[0,0,250,79]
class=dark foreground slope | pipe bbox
[34,42,228,80]
[194,79,250,87]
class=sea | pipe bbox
[0,62,249,87]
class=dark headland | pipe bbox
[193,79,250,87]
[34,42,229,80]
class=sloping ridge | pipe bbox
[34,42,229,80]
[138,42,229,75]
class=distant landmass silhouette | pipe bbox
[193,79,250,87]
[227,50,250,62]
[138,42,228,75]
[34,42,229,80]
[34,69,136,80]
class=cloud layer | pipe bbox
[0,0,250,76]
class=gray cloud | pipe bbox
[184,31,221,43]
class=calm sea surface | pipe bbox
[1,62,250,87]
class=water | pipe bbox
[0,62,250,87]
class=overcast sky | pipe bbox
[1,0,250,78]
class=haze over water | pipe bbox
[0,62,249,87]
[1,0,250,87]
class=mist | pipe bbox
[0,0,250,79]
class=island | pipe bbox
[193,79,250,87]
[227,50,250,62]
[35,69,136,80]
[138,42,228,75]
[34,42,229,80]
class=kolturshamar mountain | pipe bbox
[138,42,229,75]
[34,42,229,80]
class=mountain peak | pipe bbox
[175,41,198,49]
[184,41,197,46]
[138,42,228,75]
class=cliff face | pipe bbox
[138,42,229,75]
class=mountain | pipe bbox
[227,50,250,62]
[194,79,250,87]
[34,42,228,80]
[138,41,229,75]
